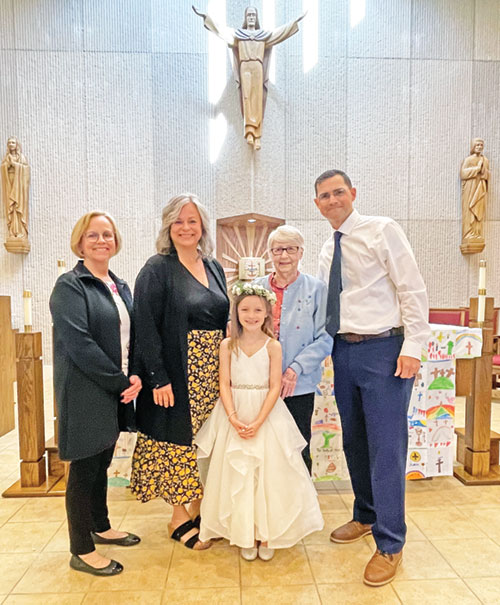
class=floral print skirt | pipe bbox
[130,329,223,505]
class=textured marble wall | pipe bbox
[0,0,499,363]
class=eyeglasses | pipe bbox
[318,188,349,201]
[270,246,300,256]
[84,231,115,243]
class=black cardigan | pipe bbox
[133,253,228,445]
[50,261,134,461]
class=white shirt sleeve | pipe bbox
[380,221,430,359]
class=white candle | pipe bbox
[477,260,486,323]
[23,289,32,331]
[477,294,486,324]
[478,260,486,290]
[57,259,66,277]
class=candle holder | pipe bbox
[3,291,67,497]
[454,295,500,485]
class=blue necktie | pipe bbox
[326,231,343,337]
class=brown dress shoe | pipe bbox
[330,520,373,544]
[363,549,402,586]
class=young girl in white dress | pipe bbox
[195,283,324,561]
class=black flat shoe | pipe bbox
[91,531,141,546]
[69,554,123,576]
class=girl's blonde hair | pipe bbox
[229,292,275,353]
[70,211,122,258]
[156,193,214,257]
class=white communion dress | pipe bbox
[195,339,324,549]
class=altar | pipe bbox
[310,324,483,482]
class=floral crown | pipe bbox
[231,281,277,305]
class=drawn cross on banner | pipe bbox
[431,368,441,380]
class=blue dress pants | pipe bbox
[333,334,414,554]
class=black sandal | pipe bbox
[190,514,222,541]
[168,519,211,550]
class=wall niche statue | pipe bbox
[1,137,31,254]
[460,138,489,255]
[193,5,304,151]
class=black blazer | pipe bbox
[133,253,228,444]
[50,261,134,461]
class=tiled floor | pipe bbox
[1,395,500,604]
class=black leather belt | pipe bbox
[337,326,404,343]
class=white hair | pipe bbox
[267,225,305,250]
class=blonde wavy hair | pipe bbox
[156,193,214,257]
[70,211,122,258]
[229,292,275,354]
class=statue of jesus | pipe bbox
[193,5,304,150]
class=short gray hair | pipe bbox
[156,193,214,257]
[267,225,305,251]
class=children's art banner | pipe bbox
[311,356,348,481]
[311,324,482,482]
[108,432,136,487]
[406,324,482,479]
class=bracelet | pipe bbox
[227,410,237,420]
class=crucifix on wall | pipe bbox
[193,5,304,150]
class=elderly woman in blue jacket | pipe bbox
[253,225,332,472]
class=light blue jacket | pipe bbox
[253,273,333,396]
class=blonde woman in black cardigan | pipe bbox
[50,211,142,576]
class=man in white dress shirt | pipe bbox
[315,169,429,587]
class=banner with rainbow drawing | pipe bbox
[406,324,482,479]
[311,356,348,481]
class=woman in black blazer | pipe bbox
[131,194,229,550]
[50,211,142,576]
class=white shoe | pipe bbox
[241,547,258,561]
[258,545,275,561]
